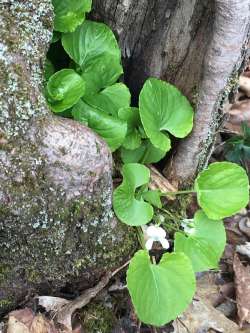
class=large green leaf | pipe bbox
[62,20,121,68]
[174,210,226,272]
[113,164,154,226]
[127,250,196,326]
[72,100,127,151]
[142,190,162,208]
[83,83,131,117]
[121,139,166,164]
[118,107,142,150]
[52,0,92,32]
[46,69,85,112]
[195,162,249,220]
[139,78,193,152]
[81,55,123,97]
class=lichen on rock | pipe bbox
[0,0,137,315]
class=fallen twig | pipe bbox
[55,260,130,330]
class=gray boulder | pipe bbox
[0,0,136,314]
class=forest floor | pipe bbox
[2,70,250,333]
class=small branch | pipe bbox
[149,165,177,198]
[56,260,130,330]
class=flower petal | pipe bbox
[145,238,154,250]
[160,238,170,249]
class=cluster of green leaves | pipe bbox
[114,161,249,325]
[224,122,250,169]
[47,1,250,328]
[47,1,194,160]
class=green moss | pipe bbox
[81,302,117,333]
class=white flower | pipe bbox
[145,225,170,250]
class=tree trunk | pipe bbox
[92,0,250,186]
[0,0,136,315]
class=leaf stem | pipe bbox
[161,190,196,196]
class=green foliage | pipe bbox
[139,78,194,152]
[224,122,250,168]
[127,250,196,326]
[72,100,127,152]
[83,83,131,117]
[52,0,92,32]
[121,140,165,164]
[46,69,85,112]
[46,2,250,328]
[82,55,123,97]
[113,164,154,226]
[142,190,162,209]
[62,20,121,69]
[195,162,249,219]
[118,107,142,150]
[174,210,226,272]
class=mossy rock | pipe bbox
[0,0,137,315]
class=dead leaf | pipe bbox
[224,99,250,134]
[240,75,250,97]
[236,242,250,259]
[173,297,242,333]
[239,217,250,238]
[233,253,250,327]
[195,272,220,306]
[6,309,60,333]
[37,296,69,313]
[7,309,34,333]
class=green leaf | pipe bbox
[174,210,226,272]
[142,190,162,208]
[118,107,142,150]
[81,55,123,97]
[113,163,154,226]
[62,20,121,68]
[46,69,85,112]
[139,78,193,151]
[121,139,166,164]
[83,83,131,117]
[195,162,249,219]
[72,99,127,151]
[52,0,92,32]
[127,250,196,326]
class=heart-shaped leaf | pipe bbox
[113,163,154,226]
[46,69,85,112]
[81,55,123,97]
[174,210,226,272]
[83,83,131,117]
[72,100,127,151]
[195,162,249,219]
[52,0,92,32]
[62,20,121,69]
[121,139,166,164]
[118,107,142,150]
[127,250,196,326]
[139,78,193,152]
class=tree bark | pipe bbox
[92,0,250,186]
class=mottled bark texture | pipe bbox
[92,0,250,186]
[0,0,136,314]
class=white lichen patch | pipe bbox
[0,0,53,138]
